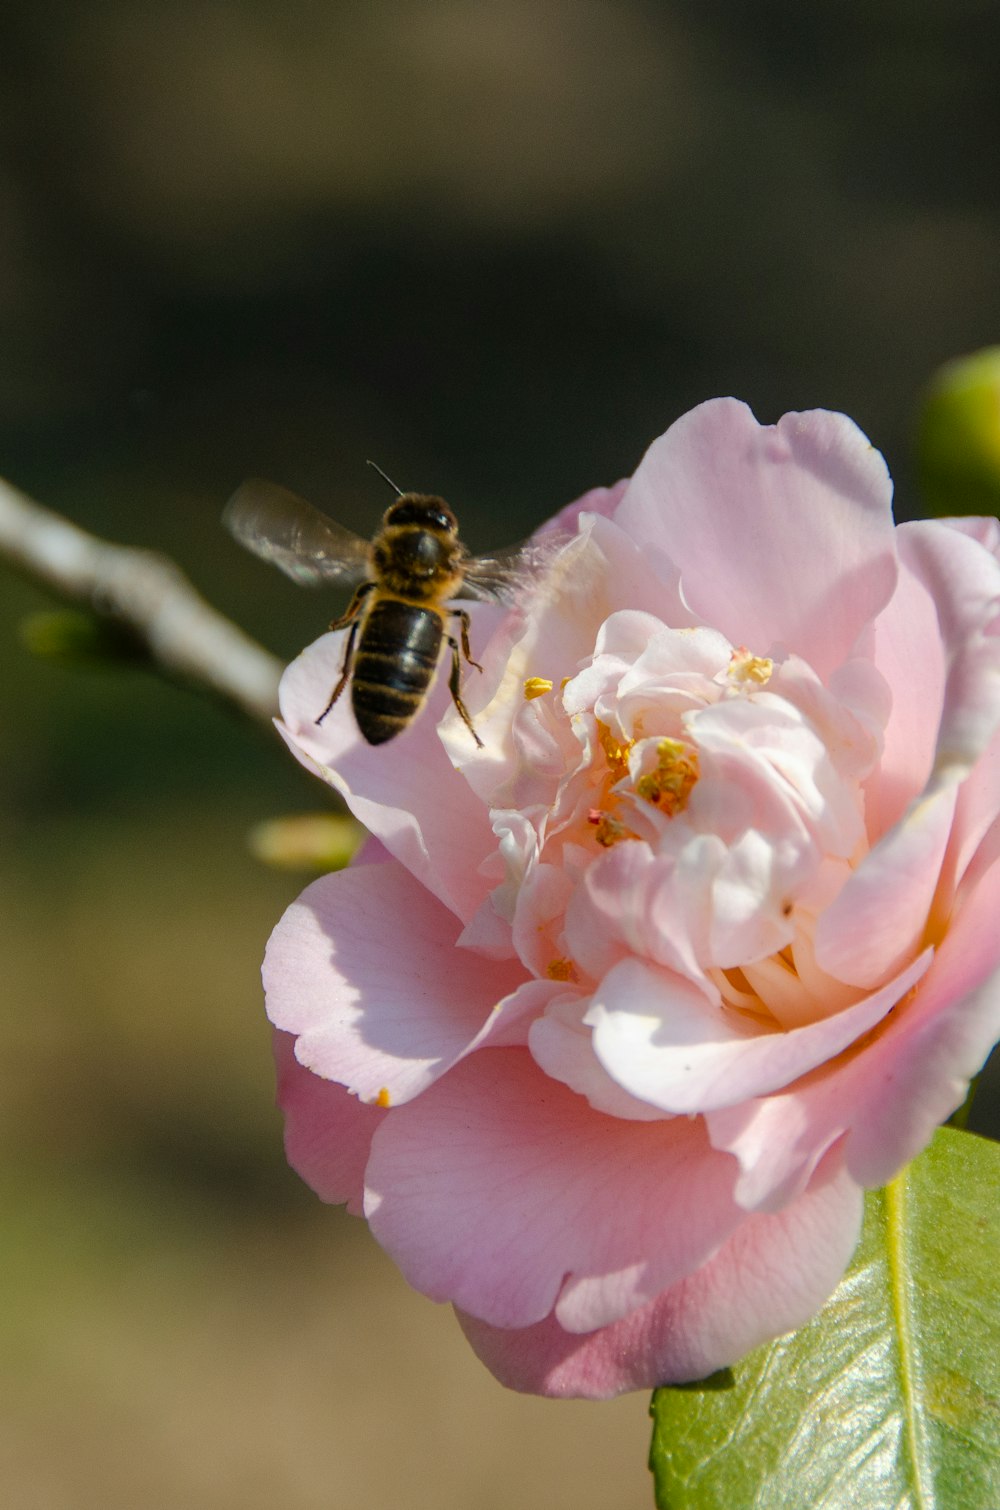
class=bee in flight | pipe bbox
[224,465,548,748]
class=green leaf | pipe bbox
[649,1128,1000,1510]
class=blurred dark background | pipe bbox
[2,3,999,1506]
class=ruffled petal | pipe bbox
[614,400,898,681]
[364,1049,741,1331]
[711,854,1000,1206]
[535,479,629,537]
[528,997,667,1122]
[456,1150,862,1397]
[587,952,932,1113]
[899,520,1000,790]
[273,1030,385,1213]
[865,555,946,838]
[456,513,695,802]
[563,841,704,985]
[941,726,1000,904]
[264,860,526,1106]
[814,784,957,989]
[840,852,1000,1188]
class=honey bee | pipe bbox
[225,465,548,747]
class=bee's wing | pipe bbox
[458,530,575,603]
[223,479,372,587]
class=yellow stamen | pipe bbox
[545,957,578,982]
[374,1087,391,1108]
[596,720,634,781]
[588,808,639,847]
[524,677,554,701]
[635,737,699,816]
[729,646,774,686]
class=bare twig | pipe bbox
[0,476,283,724]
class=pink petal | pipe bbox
[899,520,1000,788]
[777,654,889,788]
[528,997,667,1122]
[534,479,630,538]
[712,851,1000,1206]
[277,616,503,922]
[814,784,957,989]
[614,400,898,681]
[456,514,695,798]
[707,1082,845,1213]
[473,978,563,1048]
[273,1029,385,1213]
[941,516,1000,554]
[563,842,704,985]
[456,1149,863,1397]
[942,727,1000,904]
[565,619,732,724]
[588,952,932,1113]
[826,521,1000,986]
[841,849,1000,1188]
[488,519,646,701]
[263,860,526,1106]
[865,555,946,838]
[364,1049,741,1332]
[510,863,576,976]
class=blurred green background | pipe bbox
[2,4,999,1505]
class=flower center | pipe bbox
[585,722,700,846]
[710,919,865,1030]
[634,737,700,816]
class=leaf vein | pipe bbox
[887,1168,933,1508]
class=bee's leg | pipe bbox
[316,616,361,725]
[329,580,375,632]
[449,608,483,672]
[446,634,484,749]
[316,586,373,725]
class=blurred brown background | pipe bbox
[2,3,999,1506]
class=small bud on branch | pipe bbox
[0,475,283,724]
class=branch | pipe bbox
[0,475,283,724]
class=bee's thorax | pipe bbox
[373,525,465,601]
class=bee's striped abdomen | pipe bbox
[352,598,444,744]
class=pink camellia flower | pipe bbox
[264,399,1000,1398]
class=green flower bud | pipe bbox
[18,610,143,666]
[917,347,1000,517]
[248,813,364,872]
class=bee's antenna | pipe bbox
[366,459,404,497]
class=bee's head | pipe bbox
[384,494,458,536]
